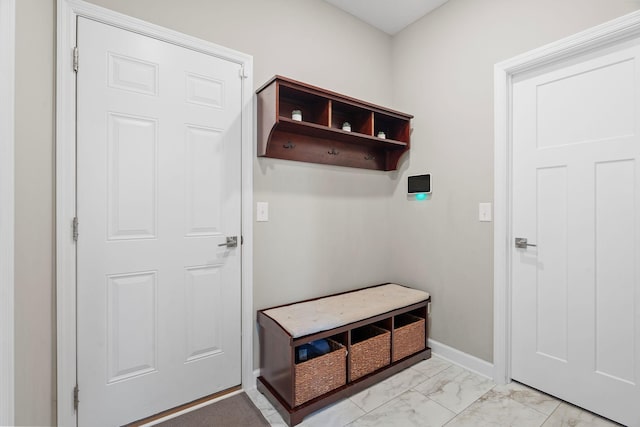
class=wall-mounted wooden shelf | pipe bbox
[256,76,413,171]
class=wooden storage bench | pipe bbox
[257,283,431,426]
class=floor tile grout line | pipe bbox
[504,380,563,418]
[341,403,366,427]
[440,388,489,417]
[539,401,564,427]
[426,396,458,427]
[345,390,459,427]
[347,388,415,425]
[346,367,430,415]
[440,387,535,427]
[355,374,460,427]
[413,370,496,416]
[527,400,561,418]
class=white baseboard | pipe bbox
[428,339,494,379]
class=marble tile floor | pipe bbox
[246,356,622,427]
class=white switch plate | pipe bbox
[257,202,269,222]
[479,202,492,222]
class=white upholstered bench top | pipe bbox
[262,284,429,338]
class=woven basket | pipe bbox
[294,339,346,406]
[350,325,391,381]
[392,314,425,362]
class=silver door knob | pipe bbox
[515,237,537,249]
[218,236,238,248]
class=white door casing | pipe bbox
[76,16,242,425]
[56,2,253,426]
[495,10,640,427]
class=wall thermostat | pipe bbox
[408,174,431,200]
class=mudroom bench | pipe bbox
[257,283,431,426]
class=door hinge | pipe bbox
[73,46,79,72]
[239,66,248,79]
[73,385,79,411]
[241,235,244,245]
[72,217,79,241]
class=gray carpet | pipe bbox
[155,393,270,427]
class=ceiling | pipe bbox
[323,0,450,35]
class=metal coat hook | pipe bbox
[328,148,339,155]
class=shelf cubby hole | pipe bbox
[351,320,391,345]
[294,333,346,365]
[331,101,373,136]
[279,85,330,126]
[394,307,426,329]
[373,112,410,142]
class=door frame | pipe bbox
[493,10,640,385]
[0,0,15,424]
[56,1,254,425]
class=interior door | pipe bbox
[511,39,640,427]
[76,17,242,426]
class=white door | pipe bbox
[76,17,242,426]
[511,39,640,427]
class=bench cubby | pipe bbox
[257,283,431,426]
[350,323,391,381]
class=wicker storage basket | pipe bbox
[350,325,391,381]
[294,339,346,406]
[392,314,425,362]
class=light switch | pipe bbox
[479,202,492,222]
[257,202,269,222]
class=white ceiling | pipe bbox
[323,0,449,35]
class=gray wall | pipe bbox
[13,0,639,424]
[14,0,56,425]
[388,0,640,363]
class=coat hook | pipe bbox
[283,141,296,149]
[328,148,339,155]
[365,154,376,161]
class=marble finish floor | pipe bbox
[246,356,621,427]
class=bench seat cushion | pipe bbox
[262,284,429,338]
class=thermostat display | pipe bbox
[408,174,431,194]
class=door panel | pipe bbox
[107,271,157,383]
[185,265,224,362]
[512,41,640,427]
[185,125,223,236]
[535,58,635,148]
[76,17,242,426]
[107,113,158,240]
[594,159,636,382]
[535,166,568,362]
